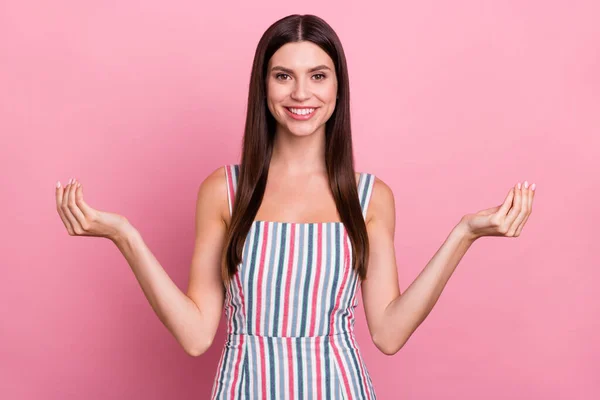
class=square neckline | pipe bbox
[227,164,372,228]
[248,170,362,227]
[252,219,345,226]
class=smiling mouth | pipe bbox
[285,107,317,116]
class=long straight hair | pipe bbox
[222,14,369,286]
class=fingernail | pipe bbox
[531,183,536,191]
[524,181,529,189]
[56,181,61,188]
[517,182,521,189]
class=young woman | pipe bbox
[55,14,536,400]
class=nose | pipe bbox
[290,77,311,101]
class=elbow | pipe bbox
[376,341,402,356]
[183,335,214,357]
[372,332,405,356]
[184,346,205,357]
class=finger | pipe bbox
[55,181,74,235]
[73,181,95,219]
[68,179,90,233]
[515,183,535,236]
[509,181,530,236]
[497,186,515,217]
[515,211,530,236]
[62,178,83,234]
[504,182,522,232]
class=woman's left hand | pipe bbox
[461,181,536,241]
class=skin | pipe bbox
[54,41,536,357]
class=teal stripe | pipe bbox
[272,223,287,335]
[299,224,314,335]
[264,222,278,335]
[291,224,305,336]
[317,223,333,335]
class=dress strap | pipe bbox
[224,164,240,217]
[357,172,376,219]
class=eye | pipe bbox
[275,73,327,81]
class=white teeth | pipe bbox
[288,108,315,115]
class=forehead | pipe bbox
[268,41,334,70]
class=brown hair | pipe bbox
[222,14,369,286]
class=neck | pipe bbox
[270,124,327,175]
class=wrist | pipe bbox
[110,219,138,245]
[457,216,479,243]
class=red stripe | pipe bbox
[259,336,267,397]
[287,340,295,398]
[281,223,296,336]
[331,333,352,397]
[309,223,323,336]
[226,165,236,212]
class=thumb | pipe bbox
[497,187,515,217]
[75,183,95,217]
[478,205,502,216]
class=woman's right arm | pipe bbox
[56,166,228,356]
[113,166,228,356]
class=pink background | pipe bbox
[2,0,598,398]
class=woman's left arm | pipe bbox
[361,179,536,355]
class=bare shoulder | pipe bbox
[196,165,229,227]
[367,175,395,228]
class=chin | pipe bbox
[288,124,318,136]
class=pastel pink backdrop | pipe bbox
[1,0,598,399]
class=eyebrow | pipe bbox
[270,65,332,74]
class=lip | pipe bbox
[284,106,318,121]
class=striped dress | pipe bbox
[211,164,377,399]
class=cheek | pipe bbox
[267,102,281,121]
[316,84,337,102]
[267,80,287,99]
[267,89,287,110]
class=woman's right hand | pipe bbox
[55,178,130,242]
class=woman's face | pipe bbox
[266,41,338,137]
